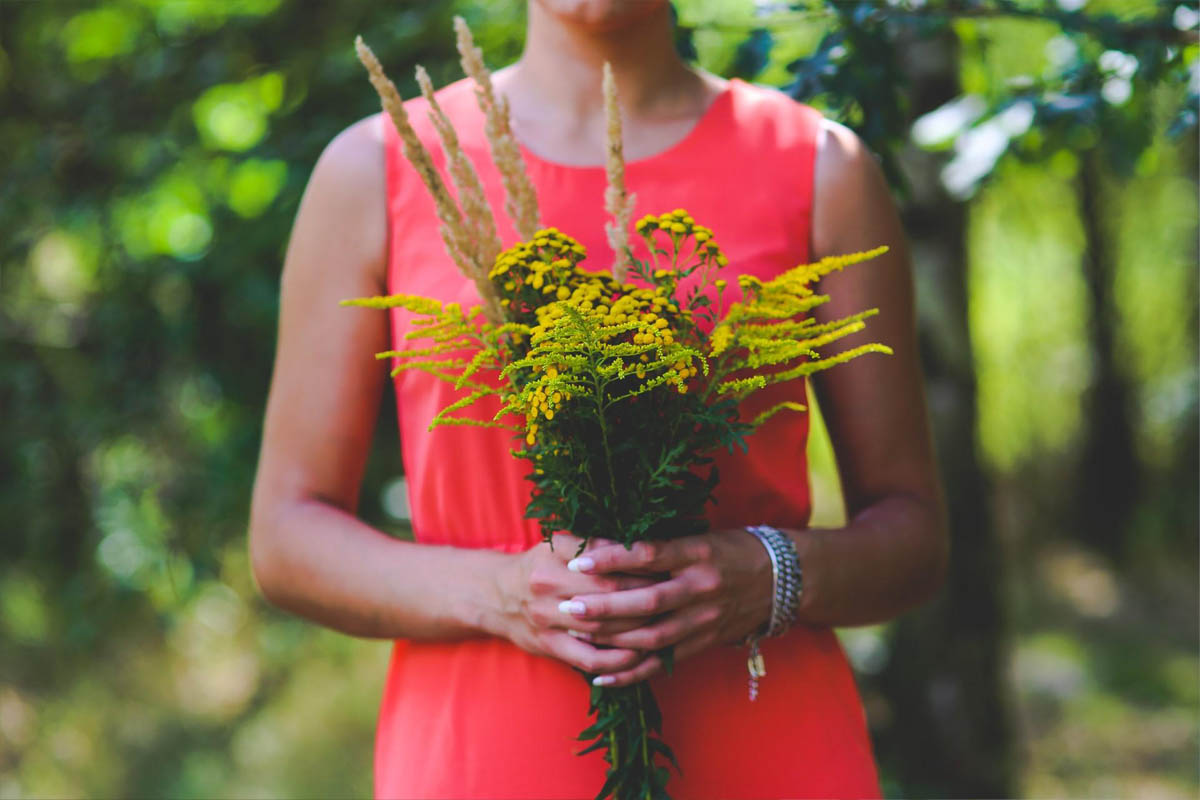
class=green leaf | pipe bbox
[592,768,622,800]
[660,645,676,677]
[575,737,608,756]
[648,738,683,774]
[576,712,618,741]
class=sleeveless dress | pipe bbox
[373,76,882,800]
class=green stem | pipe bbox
[593,369,620,511]
[583,325,621,532]
[638,685,652,800]
[647,240,663,275]
[609,724,619,778]
[700,350,734,403]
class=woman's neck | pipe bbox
[513,3,696,115]
[491,2,726,165]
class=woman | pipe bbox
[249,1,948,797]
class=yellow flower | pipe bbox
[710,325,733,356]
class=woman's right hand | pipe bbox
[496,532,662,675]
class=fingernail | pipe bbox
[567,629,592,641]
[592,675,616,686]
[558,600,587,616]
[567,556,595,572]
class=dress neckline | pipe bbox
[516,77,740,172]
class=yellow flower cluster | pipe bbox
[706,245,894,402]
[487,231,711,446]
[339,293,523,430]
[489,227,591,317]
[344,215,892,441]
[636,209,729,268]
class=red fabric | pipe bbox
[374,76,882,799]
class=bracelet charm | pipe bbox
[742,524,803,700]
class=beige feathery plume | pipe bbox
[415,65,503,270]
[602,62,636,283]
[355,36,503,324]
[454,16,541,241]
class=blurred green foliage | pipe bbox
[0,0,1195,797]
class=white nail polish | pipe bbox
[567,629,592,641]
[592,675,615,686]
[558,600,586,615]
[567,556,595,572]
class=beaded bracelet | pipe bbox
[742,524,803,701]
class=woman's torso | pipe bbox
[374,75,880,800]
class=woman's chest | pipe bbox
[388,161,811,318]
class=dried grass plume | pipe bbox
[603,62,636,282]
[415,65,503,271]
[354,35,504,323]
[454,16,541,241]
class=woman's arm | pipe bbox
[553,119,949,686]
[248,115,500,640]
[248,117,649,674]
[790,118,949,625]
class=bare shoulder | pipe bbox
[811,118,895,259]
[286,113,388,293]
[813,117,877,188]
[312,112,386,189]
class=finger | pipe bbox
[591,653,661,688]
[592,631,717,689]
[564,537,625,572]
[564,613,663,639]
[563,575,694,620]
[584,536,619,551]
[546,631,647,675]
[569,537,713,575]
[548,590,666,632]
[547,531,587,561]
[561,571,660,598]
[529,560,661,612]
[588,605,719,651]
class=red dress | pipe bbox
[374,75,882,800]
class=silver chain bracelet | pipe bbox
[742,524,803,701]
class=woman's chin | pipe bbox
[532,0,669,32]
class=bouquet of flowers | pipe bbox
[347,20,891,800]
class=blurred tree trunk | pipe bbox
[1074,148,1140,561]
[871,24,1017,798]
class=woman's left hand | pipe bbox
[559,529,775,688]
